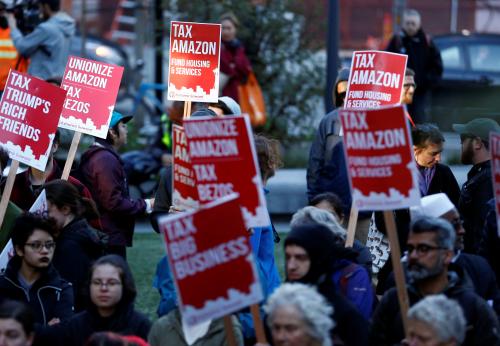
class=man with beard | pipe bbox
[0,214,74,325]
[370,217,500,346]
[453,118,500,253]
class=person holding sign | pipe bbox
[0,214,74,326]
[78,111,154,259]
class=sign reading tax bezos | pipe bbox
[0,70,66,170]
[340,105,420,210]
[59,56,124,138]
[168,21,221,103]
[345,51,407,109]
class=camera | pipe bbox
[7,0,41,34]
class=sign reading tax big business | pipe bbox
[0,70,66,170]
[168,21,221,103]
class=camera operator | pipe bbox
[7,0,74,80]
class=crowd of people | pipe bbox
[0,4,499,346]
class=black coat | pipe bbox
[459,160,494,253]
[370,269,500,346]
[38,303,151,345]
[479,199,500,283]
[52,218,105,312]
[426,163,461,207]
[0,258,74,325]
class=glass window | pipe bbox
[440,45,464,70]
[468,44,500,72]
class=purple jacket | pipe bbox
[78,142,146,246]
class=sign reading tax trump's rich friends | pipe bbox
[0,70,66,170]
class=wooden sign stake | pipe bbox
[61,131,82,180]
[250,304,268,344]
[223,316,238,346]
[345,201,358,247]
[0,160,20,228]
[183,101,192,120]
[383,210,410,336]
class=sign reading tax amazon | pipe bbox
[168,21,221,102]
[59,56,124,138]
[490,132,500,235]
[0,70,66,170]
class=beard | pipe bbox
[408,257,444,282]
[461,141,474,165]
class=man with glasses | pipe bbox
[370,217,500,345]
[0,213,74,325]
[453,118,500,253]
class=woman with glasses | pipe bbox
[39,255,151,345]
[0,214,74,326]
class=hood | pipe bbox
[3,256,63,288]
[61,218,104,253]
[49,12,76,38]
[334,68,349,108]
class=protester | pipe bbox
[6,0,74,80]
[0,214,74,326]
[0,300,35,346]
[412,124,460,206]
[39,255,151,345]
[285,223,369,345]
[310,192,346,224]
[401,68,416,106]
[220,13,252,102]
[370,217,500,345]
[263,283,334,346]
[386,9,443,123]
[208,96,242,116]
[405,295,466,346]
[453,118,500,253]
[44,179,105,312]
[479,198,500,283]
[78,111,154,258]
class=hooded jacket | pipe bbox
[0,257,74,325]
[370,267,500,346]
[52,218,105,311]
[10,12,75,80]
[78,142,147,246]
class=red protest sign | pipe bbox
[59,56,124,138]
[168,21,221,103]
[172,124,199,210]
[340,105,420,210]
[159,194,263,326]
[183,115,269,228]
[490,132,500,235]
[345,50,407,109]
[0,70,66,170]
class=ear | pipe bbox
[51,141,59,153]
[472,138,483,150]
[443,249,454,265]
[62,205,72,216]
[14,245,24,258]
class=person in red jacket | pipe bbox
[219,13,252,102]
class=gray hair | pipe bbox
[410,216,456,250]
[290,206,346,243]
[264,283,334,346]
[403,9,421,21]
[408,294,466,344]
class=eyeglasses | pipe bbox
[25,241,56,252]
[91,279,122,289]
[405,244,446,256]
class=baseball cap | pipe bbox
[217,96,241,115]
[109,111,133,128]
[410,193,455,220]
[452,118,500,142]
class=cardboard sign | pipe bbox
[345,50,407,109]
[0,190,47,272]
[183,115,269,228]
[168,21,221,103]
[159,194,263,326]
[172,124,199,210]
[0,70,66,170]
[490,132,500,235]
[340,105,420,210]
[59,56,124,138]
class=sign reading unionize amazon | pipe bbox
[59,56,124,138]
[345,51,407,109]
[0,70,66,170]
[490,132,500,235]
[168,21,221,102]
[183,115,269,228]
[159,194,262,326]
[340,105,420,210]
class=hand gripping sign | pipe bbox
[490,132,500,235]
[59,56,124,139]
[168,21,221,103]
[345,51,407,109]
[0,70,66,171]
[340,105,420,211]
[158,194,263,326]
[183,115,269,228]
